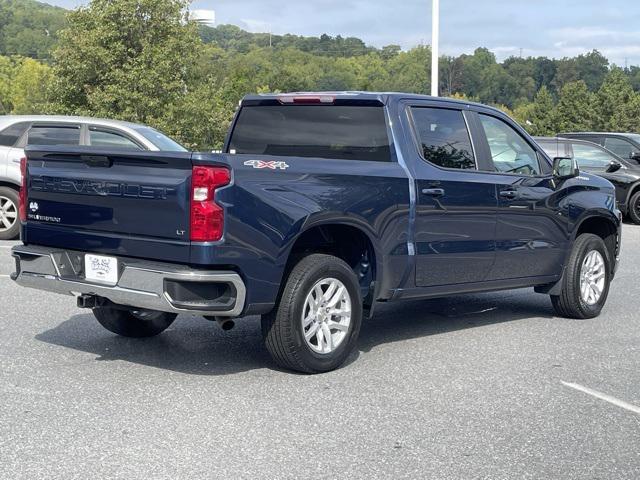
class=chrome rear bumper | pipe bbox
[11,245,246,317]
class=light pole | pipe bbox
[430,0,439,97]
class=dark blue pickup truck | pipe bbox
[12,92,622,373]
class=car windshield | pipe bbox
[133,126,188,152]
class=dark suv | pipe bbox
[536,137,640,224]
[560,132,640,165]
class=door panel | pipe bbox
[407,105,497,287]
[474,112,567,280]
[491,176,567,279]
[414,175,497,286]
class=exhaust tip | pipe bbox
[216,318,235,331]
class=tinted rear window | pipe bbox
[228,105,391,162]
[28,125,81,146]
[0,122,30,147]
[410,107,475,169]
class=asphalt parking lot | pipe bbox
[1,227,639,480]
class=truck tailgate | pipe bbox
[23,147,193,263]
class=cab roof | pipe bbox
[241,91,504,114]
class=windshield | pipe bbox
[133,126,188,152]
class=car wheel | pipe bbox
[93,306,177,338]
[0,187,20,240]
[262,254,362,373]
[551,233,611,319]
[628,191,640,225]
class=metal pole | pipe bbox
[431,0,439,97]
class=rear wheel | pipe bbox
[551,233,611,319]
[628,191,640,225]
[262,254,362,373]
[0,187,20,240]
[93,306,177,338]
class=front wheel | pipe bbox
[93,307,177,338]
[551,233,611,319]
[262,254,362,373]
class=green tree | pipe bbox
[595,68,639,131]
[459,48,496,98]
[478,63,519,106]
[555,80,595,132]
[9,57,52,113]
[0,0,66,59]
[518,86,557,135]
[0,55,51,114]
[0,55,13,113]
[609,92,640,132]
[48,0,202,145]
[574,50,609,91]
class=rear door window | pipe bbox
[229,105,391,162]
[570,143,618,168]
[478,114,540,176]
[89,127,142,150]
[27,125,81,146]
[604,137,634,159]
[0,122,30,147]
[410,107,475,169]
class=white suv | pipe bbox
[0,115,186,239]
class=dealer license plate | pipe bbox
[84,254,118,285]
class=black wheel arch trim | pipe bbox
[285,214,386,310]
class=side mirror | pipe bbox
[553,157,579,179]
[606,160,622,173]
[630,151,640,163]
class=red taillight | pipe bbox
[19,156,26,222]
[190,166,230,242]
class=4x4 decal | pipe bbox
[243,160,290,170]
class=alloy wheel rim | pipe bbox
[301,278,352,354]
[580,250,606,306]
[0,195,17,232]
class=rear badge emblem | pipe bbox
[29,201,39,212]
[244,160,289,170]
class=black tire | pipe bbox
[93,307,177,338]
[551,233,611,319]
[0,186,20,240]
[628,191,640,225]
[262,254,362,373]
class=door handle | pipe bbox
[499,190,518,200]
[422,188,445,197]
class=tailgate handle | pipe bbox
[81,155,112,168]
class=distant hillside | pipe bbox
[199,23,377,57]
[0,0,66,59]
[0,1,378,60]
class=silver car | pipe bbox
[0,115,187,239]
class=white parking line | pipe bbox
[562,381,640,415]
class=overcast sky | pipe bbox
[45,0,640,66]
